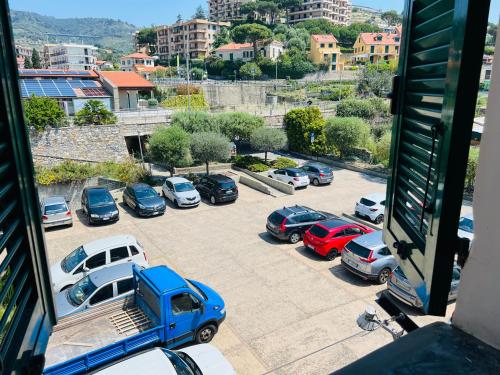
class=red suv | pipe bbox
[303,219,373,260]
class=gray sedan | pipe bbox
[41,196,73,229]
[301,162,334,186]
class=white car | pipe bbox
[458,212,474,242]
[355,193,386,224]
[50,234,148,292]
[94,345,235,375]
[162,177,201,208]
[268,168,310,189]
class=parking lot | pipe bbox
[44,166,457,375]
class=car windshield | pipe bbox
[61,246,87,273]
[289,170,306,177]
[218,181,236,189]
[135,188,157,199]
[320,168,332,174]
[345,241,371,259]
[161,349,194,375]
[268,211,285,225]
[44,203,67,215]
[88,190,114,207]
[68,276,97,306]
[186,279,207,300]
[458,217,474,233]
[309,225,329,238]
[175,182,195,192]
[177,352,202,375]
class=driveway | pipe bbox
[44,167,455,374]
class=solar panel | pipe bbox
[19,79,77,98]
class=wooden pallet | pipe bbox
[109,307,152,335]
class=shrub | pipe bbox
[190,67,204,80]
[368,97,391,118]
[325,117,371,158]
[357,62,397,96]
[24,96,66,131]
[336,98,376,120]
[249,128,287,162]
[170,111,218,133]
[214,112,264,141]
[190,132,232,174]
[161,93,208,110]
[248,163,269,172]
[233,155,266,169]
[74,100,117,125]
[371,123,392,140]
[465,147,480,193]
[284,107,328,155]
[240,62,262,79]
[271,157,297,169]
[319,86,355,101]
[94,160,148,184]
[148,126,192,173]
[373,132,392,167]
[148,98,158,108]
[176,84,201,95]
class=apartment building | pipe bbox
[120,53,155,71]
[215,40,284,62]
[310,35,344,71]
[288,0,352,25]
[43,43,98,71]
[208,0,254,22]
[352,32,401,64]
[156,19,230,62]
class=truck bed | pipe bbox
[45,299,153,368]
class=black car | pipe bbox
[81,187,119,225]
[123,183,166,217]
[194,174,238,204]
[266,205,335,244]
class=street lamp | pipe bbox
[356,306,404,341]
[137,131,145,168]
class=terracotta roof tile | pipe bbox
[99,71,154,88]
[312,34,338,44]
[359,33,401,46]
[215,42,253,51]
[123,53,154,59]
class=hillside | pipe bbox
[10,10,137,53]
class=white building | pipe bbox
[288,0,352,26]
[208,0,254,22]
[120,53,155,71]
[43,43,98,71]
[215,41,284,62]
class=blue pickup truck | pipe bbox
[44,264,226,374]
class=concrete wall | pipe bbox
[453,35,500,350]
[202,84,270,107]
[233,166,295,195]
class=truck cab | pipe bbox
[44,265,226,373]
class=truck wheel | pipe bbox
[196,324,217,344]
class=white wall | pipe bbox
[453,34,500,350]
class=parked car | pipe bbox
[458,212,474,242]
[162,177,201,208]
[123,183,166,217]
[354,193,386,224]
[81,187,119,225]
[55,263,136,319]
[304,219,374,260]
[341,231,397,284]
[268,168,310,189]
[92,345,235,375]
[301,162,334,186]
[194,174,238,204]
[266,205,335,244]
[41,196,72,229]
[50,234,148,292]
[387,265,461,310]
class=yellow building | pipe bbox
[310,35,344,71]
[352,31,401,64]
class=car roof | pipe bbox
[277,205,313,216]
[303,162,330,169]
[166,176,191,184]
[82,234,137,255]
[89,263,134,287]
[129,183,153,190]
[43,196,67,205]
[351,231,386,250]
[140,265,188,294]
[461,212,473,220]
[92,348,176,374]
[85,186,110,193]
[319,219,351,230]
[284,168,302,173]
[362,192,386,202]
[207,174,233,182]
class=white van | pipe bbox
[50,235,148,292]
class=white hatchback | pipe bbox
[50,234,149,292]
[268,168,310,189]
[355,193,386,224]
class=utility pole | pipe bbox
[275,59,278,83]
[186,30,191,112]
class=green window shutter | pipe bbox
[384,0,490,315]
[0,3,55,373]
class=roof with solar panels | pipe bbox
[18,69,111,99]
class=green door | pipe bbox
[384,0,490,315]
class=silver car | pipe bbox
[387,265,461,310]
[54,263,135,319]
[162,177,201,208]
[41,196,73,228]
[341,231,397,284]
[301,162,334,186]
[458,212,474,242]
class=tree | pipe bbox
[192,5,207,19]
[277,0,303,23]
[239,62,262,79]
[232,23,273,60]
[190,132,231,174]
[24,96,66,131]
[284,106,328,154]
[373,131,392,167]
[23,56,32,69]
[250,127,287,162]
[177,14,183,23]
[213,28,232,48]
[465,147,480,193]
[191,67,204,80]
[487,23,497,46]
[74,100,117,125]
[136,27,157,55]
[214,112,264,141]
[170,111,218,133]
[336,98,377,121]
[357,62,397,97]
[381,10,403,26]
[325,117,371,158]
[31,48,42,69]
[148,126,192,174]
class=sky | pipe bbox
[7,0,500,26]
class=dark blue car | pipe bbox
[81,187,119,225]
[123,183,166,217]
